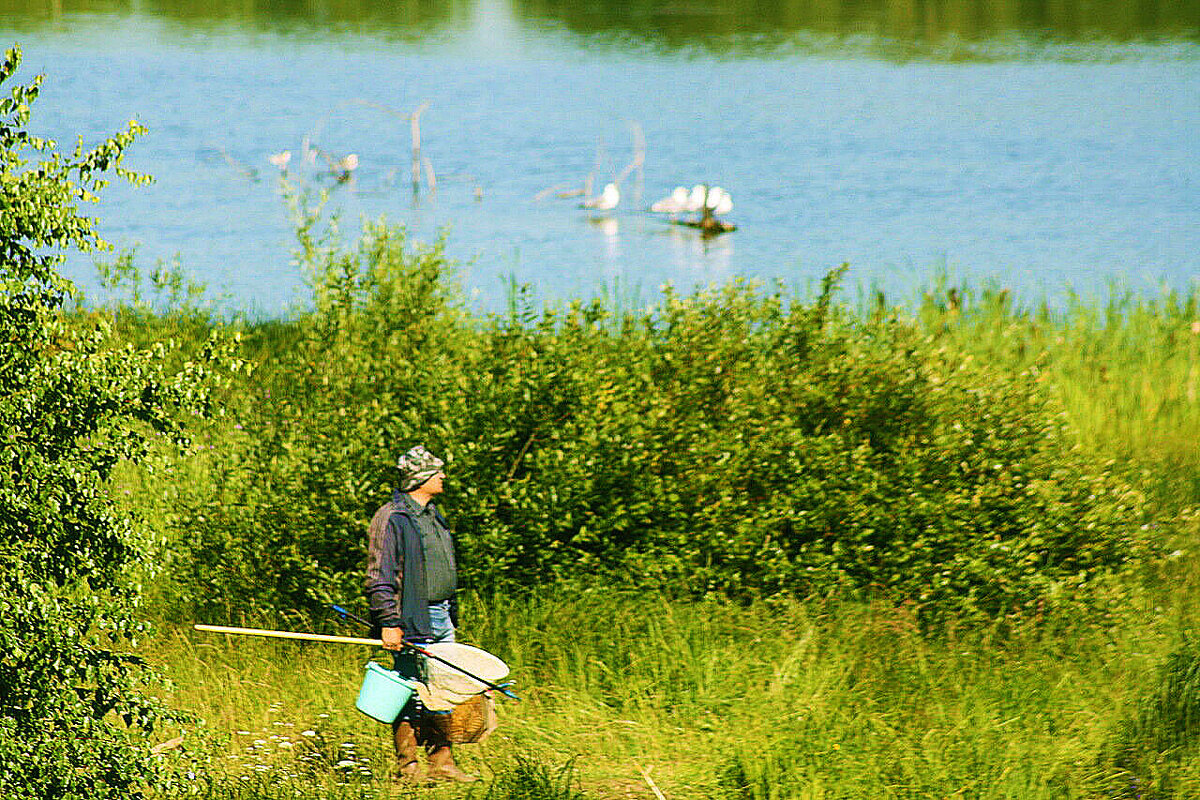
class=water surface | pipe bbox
[3,0,1197,311]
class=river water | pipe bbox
[3,0,1198,312]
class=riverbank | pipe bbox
[96,242,1200,797]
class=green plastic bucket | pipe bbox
[355,661,417,723]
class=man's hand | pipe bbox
[381,626,406,651]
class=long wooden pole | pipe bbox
[194,624,381,647]
[196,623,522,700]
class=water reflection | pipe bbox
[515,0,1200,47]
[660,222,734,283]
[0,0,473,36]
[0,0,1194,47]
[587,215,622,279]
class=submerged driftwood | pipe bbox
[671,204,736,235]
[672,216,737,235]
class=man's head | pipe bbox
[398,445,445,494]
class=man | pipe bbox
[364,445,477,783]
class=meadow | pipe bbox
[150,578,1200,799]
[90,213,1200,799]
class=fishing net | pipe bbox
[410,642,508,742]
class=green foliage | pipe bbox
[1101,632,1200,798]
[0,45,235,797]
[451,269,1153,625]
[171,192,472,619]
[911,280,1200,513]
[93,247,208,315]
[151,204,1159,629]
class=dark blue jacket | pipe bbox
[364,490,458,642]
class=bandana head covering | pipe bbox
[397,445,445,492]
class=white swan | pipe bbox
[267,151,291,170]
[706,186,733,216]
[583,182,620,211]
[687,184,707,213]
[650,186,690,214]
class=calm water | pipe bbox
[3,0,1198,312]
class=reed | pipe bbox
[909,281,1200,511]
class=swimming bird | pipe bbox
[267,151,292,171]
[582,182,620,211]
[316,150,359,183]
[335,153,358,182]
[650,186,690,214]
[687,184,707,213]
[706,186,733,216]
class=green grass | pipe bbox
[145,544,1200,799]
[98,274,1200,797]
[910,282,1200,511]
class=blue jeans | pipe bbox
[427,599,456,644]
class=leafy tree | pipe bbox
[0,45,234,797]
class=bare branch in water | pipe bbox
[411,102,430,197]
[423,156,437,194]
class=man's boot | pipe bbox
[391,720,421,780]
[425,744,479,783]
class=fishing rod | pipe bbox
[327,605,520,701]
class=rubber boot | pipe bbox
[425,745,479,783]
[391,720,421,781]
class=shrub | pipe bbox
[171,203,472,620]
[448,271,1153,624]
[0,45,233,797]
[162,209,1155,628]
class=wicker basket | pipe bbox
[428,694,498,744]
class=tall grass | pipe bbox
[151,567,1200,799]
[91,257,1200,797]
[911,282,1200,511]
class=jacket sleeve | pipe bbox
[365,512,404,628]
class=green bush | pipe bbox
[451,272,1152,624]
[0,46,233,797]
[171,203,472,619]
[156,207,1156,628]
